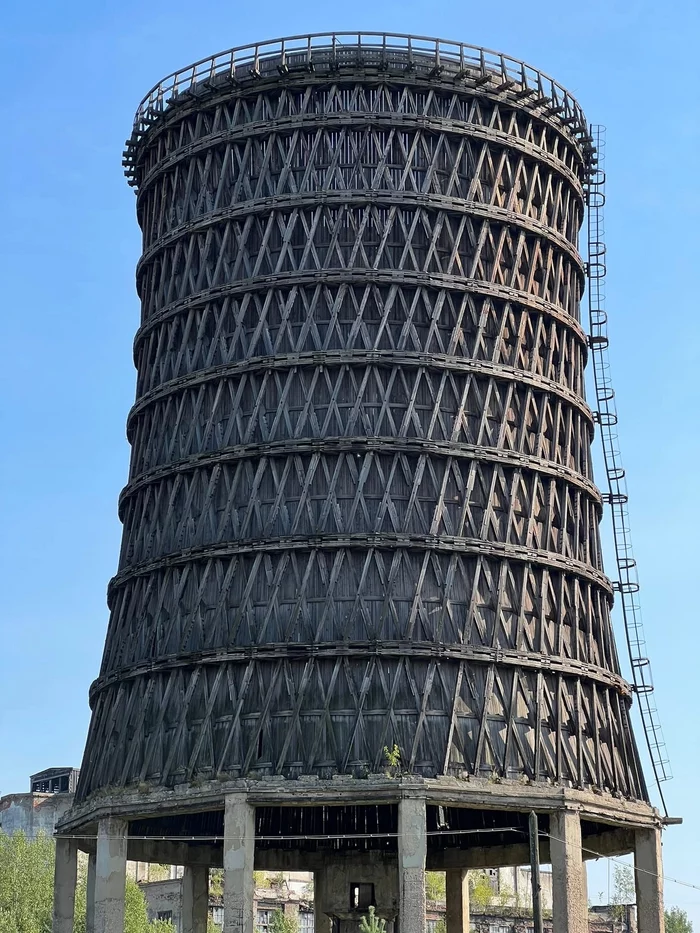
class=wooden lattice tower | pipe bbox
[55,35,667,933]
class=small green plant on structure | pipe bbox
[359,907,386,933]
[383,744,402,774]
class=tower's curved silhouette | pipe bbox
[55,37,666,933]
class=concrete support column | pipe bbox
[182,865,210,933]
[86,851,97,933]
[398,797,426,933]
[223,794,255,933]
[550,809,587,933]
[445,870,469,933]
[94,818,128,933]
[52,836,78,933]
[314,871,328,933]
[635,828,664,933]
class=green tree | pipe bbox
[74,875,174,933]
[252,871,268,888]
[0,832,173,933]
[359,907,386,933]
[425,872,446,902]
[0,831,55,933]
[210,869,224,897]
[270,909,299,933]
[665,907,693,933]
[611,863,635,922]
[468,871,494,910]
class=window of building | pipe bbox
[350,883,375,910]
[31,774,70,793]
[257,909,275,933]
[156,912,173,923]
[300,911,314,933]
[488,925,512,933]
[211,906,224,928]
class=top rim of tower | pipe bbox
[123,31,596,185]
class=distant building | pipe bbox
[0,767,79,839]
[29,767,79,795]
[475,867,554,911]
[140,873,631,933]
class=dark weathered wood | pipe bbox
[77,34,647,806]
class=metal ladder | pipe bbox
[584,125,671,811]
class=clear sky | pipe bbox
[1,0,698,923]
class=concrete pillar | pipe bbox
[94,817,128,933]
[182,865,210,933]
[445,870,469,933]
[635,828,664,933]
[86,851,97,933]
[52,837,78,933]
[314,870,328,933]
[550,809,587,933]
[223,794,255,933]
[398,797,426,933]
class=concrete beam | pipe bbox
[398,797,426,933]
[52,837,78,933]
[223,794,255,933]
[94,818,128,933]
[428,841,536,871]
[182,864,209,933]
[635,828,664,933]
[55,775,660,840]
[550,810,587,933]
[127,838,221,867]
[445,870,469,933]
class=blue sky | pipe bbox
[1,0,698,922]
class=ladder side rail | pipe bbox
[584,125,672,805]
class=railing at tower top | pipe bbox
[585,125,671,812]
[128,32,588,137]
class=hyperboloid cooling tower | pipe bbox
[53,33,667,933]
